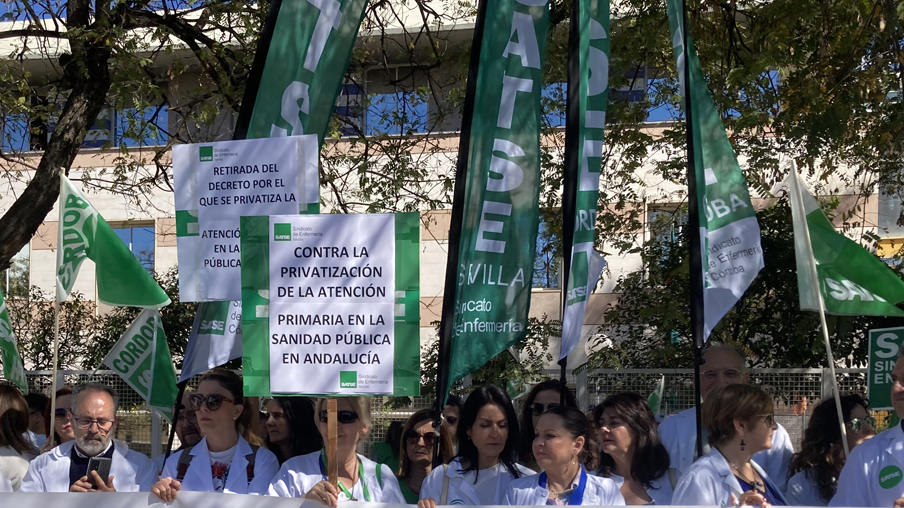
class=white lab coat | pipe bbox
[672,448,788,506]
[607,472,674,505]
[658,406,795,492]
[157,435,278,495]
[786,469,827,506]
[504,470,626,506]
[830,423,904,507]
[420,457,535,505]
[269,450,404,503]
[19,439,151,492]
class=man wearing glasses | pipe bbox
[658,344,795,493]
[19,382,151,492]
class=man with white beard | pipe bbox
[19,383,151,492]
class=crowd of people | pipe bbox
[0,345,901,507]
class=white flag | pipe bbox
[179,301,242,382]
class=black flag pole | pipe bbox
[558,0,582,405]
[432,0,490,467]
[679,0,707,460]
[162,380,188,463]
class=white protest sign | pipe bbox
[174,135,318,302]
[268,214,396,394]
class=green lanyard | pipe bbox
[319,450,370,502]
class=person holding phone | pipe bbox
[269,396,405,504]
[149,369,279,500]
[20,383,151,492]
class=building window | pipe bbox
[365,91,428,136]
[879,186,904,237]
[647,206,687,256]
[1,245,29,298]
[113,225,155,273]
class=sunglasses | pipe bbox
[318,410,359,424]
[189,393,236,412]
[54,408,72,418]
[847,416,876,433]
[405,430,436,447]
[531,402,560,417]
[755,414,776,427]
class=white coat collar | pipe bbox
[188,435,252,493]
[51,438,130,461]
[705,448,775,498]
[884,422,904,469]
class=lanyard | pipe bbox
[319,450,371,502]
[539,465,588,506]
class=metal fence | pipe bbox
[14,367,875,460]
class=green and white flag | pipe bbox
[242,0,368,158]
[446,0,550,385]
[647,375,665,416]
[561,0,610,361]
[101,309,178,420]
[666,0,763,339]
[56,175,170,308]
[0,290,28,393]
[789,169,904,316]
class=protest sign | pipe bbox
[240,213,420,396]
[868,326,904,410]
[174,135,318,302]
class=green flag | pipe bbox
[666,0,763,339]
[242,0,368,156]
[789,169,904,316]
[0,290,28,394]
[56,175,170,308]
[446,0,550,384]
[647,375,665,415]
[560,0,610,361]
[102,309,178,420]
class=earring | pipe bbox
[740,439,745,451]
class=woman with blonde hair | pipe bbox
[149,368,279,500]
[672,384,788,506]
[397,409,454,503]
[269,396,404,504]
[0,385,37,491]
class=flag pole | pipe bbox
[558,0,582,405]
[432,0,490,467]
[679,0,707,460]
[789,164,850,457]
[48,171,66,445]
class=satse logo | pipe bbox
[199,146,213,162]
[274,223,291,241]
[340,371,357,388]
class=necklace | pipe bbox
[727,459,768,500]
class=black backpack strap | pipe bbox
[245,445,259,483]
[176,446,195,483]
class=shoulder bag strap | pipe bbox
[176,446,195,483]
[440,466,450,505]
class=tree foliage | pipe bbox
[584,198,904,370]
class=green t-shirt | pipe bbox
[398,476,420,504]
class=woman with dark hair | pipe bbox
[38,387,74,453]
[397,409,454,503]
[519,380,578,471]
[443,394,464,448]
[150,368,279,500]
[265,397,322,465]
[786,395,875,506]
[0,385,37,491]
[505,405,623,505]
[672,384,788,506]
[419,386,533,507]
[594,392,672,505]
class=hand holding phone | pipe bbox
[86,456,112,489]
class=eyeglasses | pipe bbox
[405,430,436,447]
[189,393,236,412]
[318,410,359,424]
[531,402,560,416]
[54,408,72,418]
[72,416,114,431]
[702,369,743,381]
[755,414,776,427]
[847,416,876,433]
[176,409,197,422]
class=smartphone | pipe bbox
[86,456,112,489]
